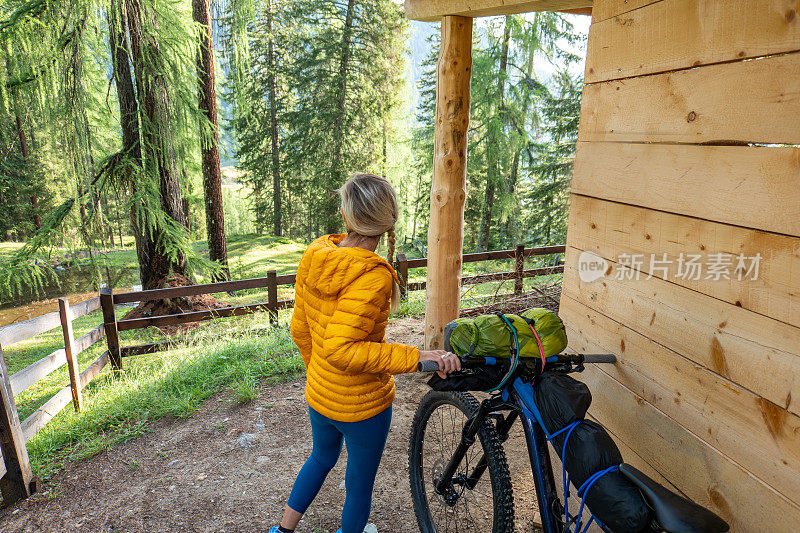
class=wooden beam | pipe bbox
[0,346,33,506]
[58,299,82,412]
[404,0,592,21]
[566,195,800,329]
[591,0,659,22]
[571,143,800,237]
[425,15,473,350]
[585,0,800,83]
[578,52,800,145]
[562,248,800,417]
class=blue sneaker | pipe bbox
[268,528,282,533]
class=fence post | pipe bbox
[100,288,122,370]
[58,298,83,412]
[267,270,278,326]
[0,345,34,505]
[396,253,409,299]
[514,244,525,295]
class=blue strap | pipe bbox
[570,465,620,532]
[484,356,497,366]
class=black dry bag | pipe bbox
[534,373,652,533]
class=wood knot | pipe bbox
[686,111,697,122]
[590,222,597,229]
[786,9,796,22]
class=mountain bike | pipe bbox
[410,354,729,533]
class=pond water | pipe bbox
[0,265,141,328]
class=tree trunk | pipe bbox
[326,0,356,234]
[265,0,282,237]
[14,114,40,231]
[476,17,510,252]
[193,0,230,281]
[125,0,188,287]
[109,0,161,289]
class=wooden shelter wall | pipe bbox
[563,1,800,530]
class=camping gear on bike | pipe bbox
[411,310,729,533]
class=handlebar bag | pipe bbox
[426,357,511,392]
[444,308,567,359]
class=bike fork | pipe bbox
[519,411,562,533]
[434,400,490,497]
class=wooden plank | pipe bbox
[267,271,278,326]
[572,143,800,236]
[21,351,109,443]
[585,0,800,83]
[396,245,565,269]
[9,324,104,397]
[0,346,32,505]
[100,288,121,369]
[426,15,472,350]
[578,52,800,144]
[117,302,273,331]
[591,0,660,22]
[0,310,60,348]
[562,249,800,416]
[574,360,800,532]
[69,296,101,319]
[560,295,800,505]
[0,450,6,480]
[565,195,800,328]
[404,0,591,21]
[58,299,82,412]
[405,265,563,292]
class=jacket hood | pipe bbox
[298,234,398,297]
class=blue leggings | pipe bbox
[286,406,392,533]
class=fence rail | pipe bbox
[0,295,107,505]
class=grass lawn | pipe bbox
[10,311,303,483]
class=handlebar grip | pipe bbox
[582,353,617,364]
[417,360,441,372]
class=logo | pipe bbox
[577,251,608,282]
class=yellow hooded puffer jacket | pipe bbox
[290,234,420,422]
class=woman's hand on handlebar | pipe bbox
[419,350,462,379]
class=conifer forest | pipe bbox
[0,0,586,302]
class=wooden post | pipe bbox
[0,345,34,505]
[396,253,409,299]
[425,15,472,350]
[267,270,278,326]
[514,244,525,295]
[58,299,83,412]
[100,288,121,370]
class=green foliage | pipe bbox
[225,0,411,239]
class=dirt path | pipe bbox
[1,318,541,533]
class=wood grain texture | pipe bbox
[585,0,800,83]
[563,248,800,416]
[578,52,800,144]
[0,346,32,503]
[560,295,800,505]
[565,195,800,328]
[426,16,472,350]
[572,358,800,532]
[404,0,592,21]
[591,0,660,22]
[571,143,800,236]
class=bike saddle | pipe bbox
[618,464,729,533]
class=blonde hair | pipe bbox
[339,173,401,312]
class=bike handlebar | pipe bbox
[416,353,617,372]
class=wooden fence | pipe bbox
[0,296,107,505]
[0,243,563,506]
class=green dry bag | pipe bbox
[443,308,567,359]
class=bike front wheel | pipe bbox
[408,390,515,533]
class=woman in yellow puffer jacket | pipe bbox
[270,174,460,533]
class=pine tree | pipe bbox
[193,0,230,280]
